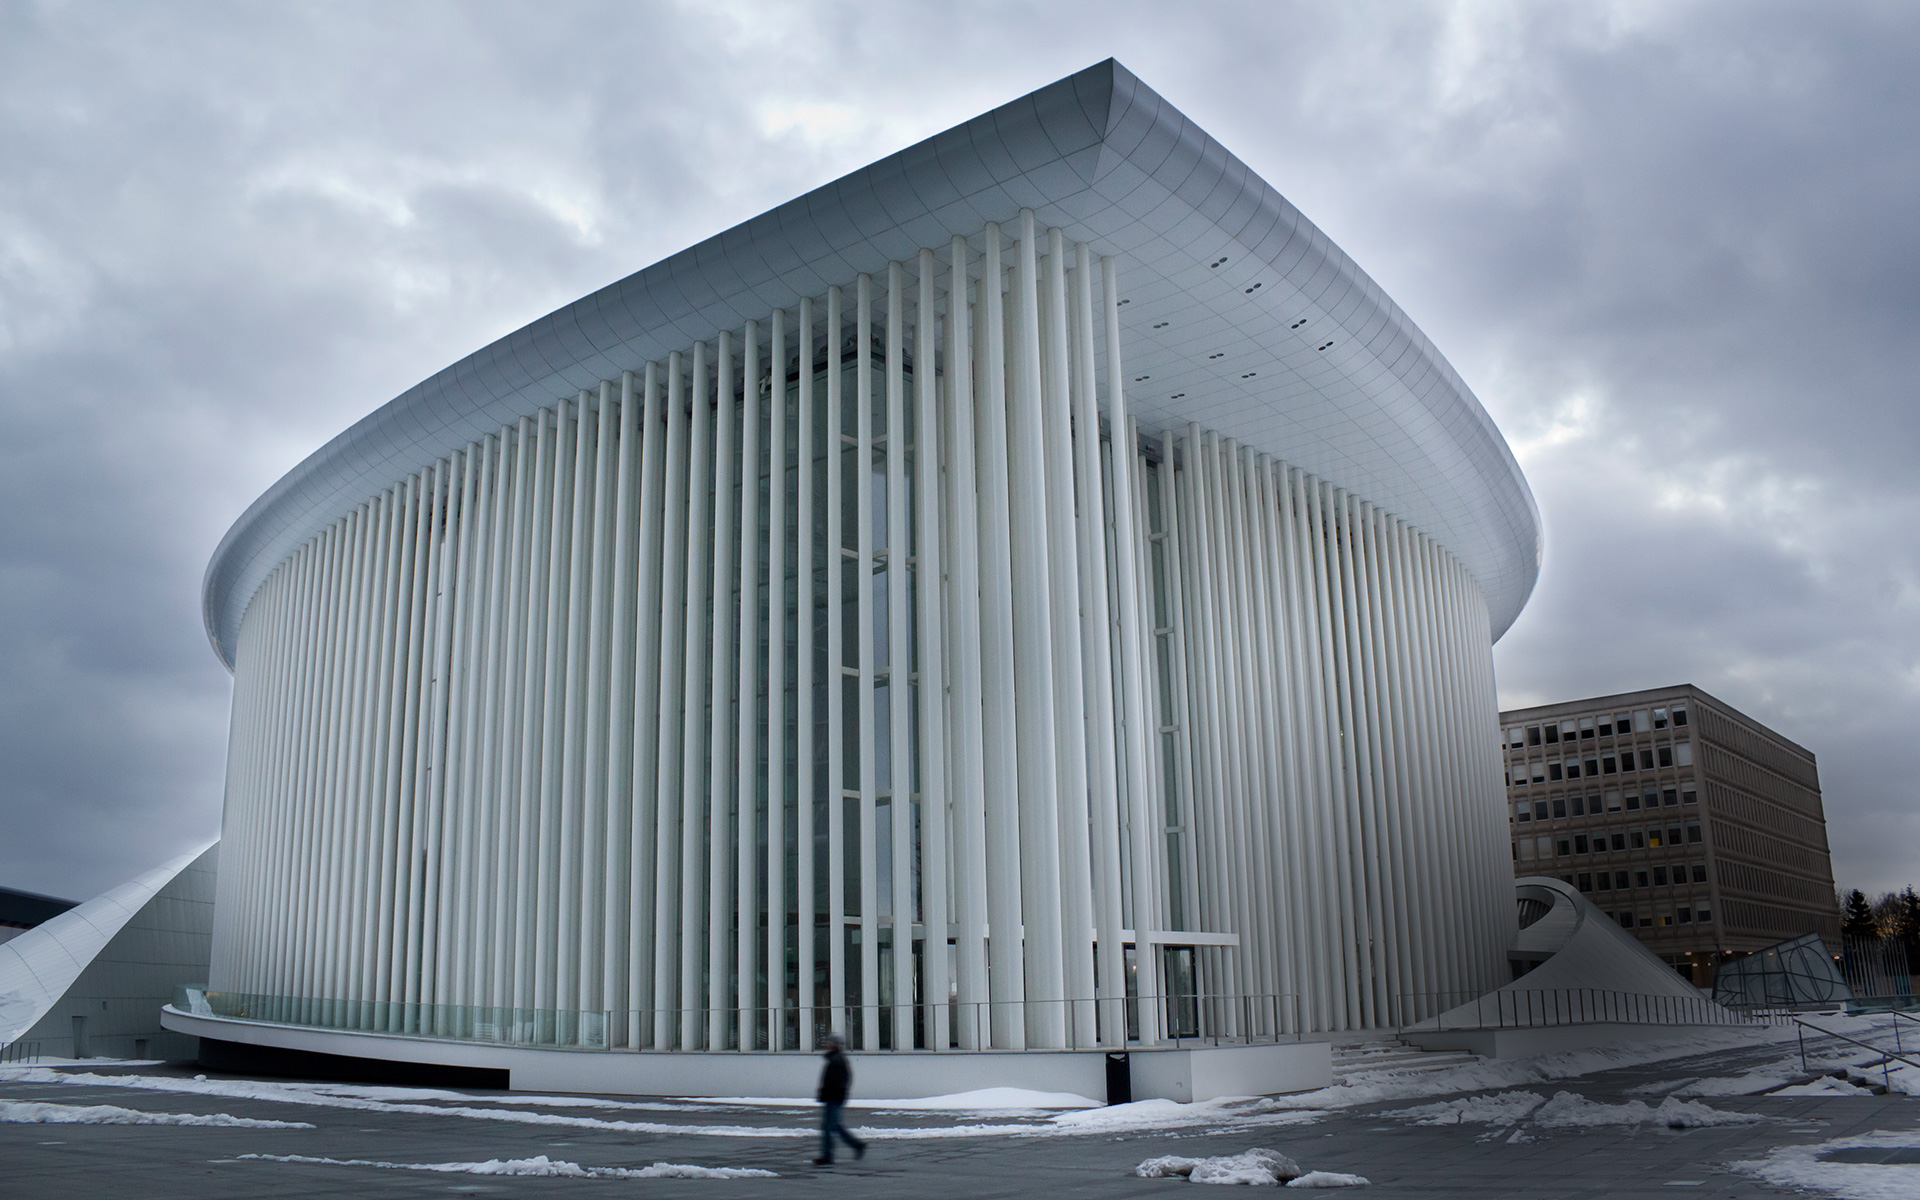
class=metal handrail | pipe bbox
[0,1040,40,1065]
[1791,1015,1920,1093]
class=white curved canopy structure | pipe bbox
[0,843,216,1055]
[204,59,1538,669]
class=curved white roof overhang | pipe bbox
[203,58,1540,668]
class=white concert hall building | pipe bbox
[167,61,1541,1097]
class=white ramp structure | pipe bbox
[182,61,1538,1081]
[1,844,216,1061]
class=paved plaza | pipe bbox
[3,1023,1916,1199]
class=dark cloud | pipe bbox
[1,0,1913,901]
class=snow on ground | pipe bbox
[1729,1130,1920,1200]
[1380,1090,1764,1133]
[1,1099,312,1128]
[1530,1092,1766,1129]
[1286,1172,1370,1188]
[703,1087,1099,1112]
[235,1152,774,1179]
[1770,1076,1877,1097]
[1137,1147,1305,1185]
[1380,1091,1545,1127]
[1052,1097,1321,1135]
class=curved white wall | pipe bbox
[210,218,1513,1054]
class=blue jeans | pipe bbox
[820,1101,864,1161]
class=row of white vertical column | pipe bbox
[209,216,1513,1050]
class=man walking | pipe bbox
[813,1032,867,1166]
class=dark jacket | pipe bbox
[817,1047,851,1104]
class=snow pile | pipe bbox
[1530,1091,1764,1129]
[1770,1076,1875,1097]
[1136,1148,1304,1185]
[1730,1130,1920,1200]
[865,1087,1099,1111]
[0,1099,312,1128]
[1286,1172,1370,1188]
[1054,1097,1315,1135]
[1671,1070,1800,1097]
[1381,1091,1544,1127]
[236,1153,774,1179]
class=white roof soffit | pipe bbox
[203,58,1541,668]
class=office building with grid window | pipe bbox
[164,60,1542,1094]
[1500,684,1838,987]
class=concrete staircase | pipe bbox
[1330,1037,1483,1085]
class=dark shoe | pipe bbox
[854,1141,867,1161]
[812,1157,833,1166]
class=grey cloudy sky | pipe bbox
[2,0,1915,904]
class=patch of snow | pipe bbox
[1,1099,311,1128]
[1769,1076,1874,1097]
[1381,1091,1544,1126]
[1286,1171,1370,1188]
[1730,1130,1920,1200]
[864,1087,1099,1111]
[1530,1091,1765,1129]
[236,1152,774,1179]
[1136,1148,1304,1185]
[1671,1070,1799,1097]
[1055,1097,1315,1135]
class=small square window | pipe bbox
[1630,830,1645,850]
[1639,915,1653,927]
[1658,745,1674,768]
[1527,725,1542,746]
[1575,834,1589,853]
[1662,788,1678,807]
[1672,705,1688,727]
[1619,912,1635,929]
[1552,797,1568,818]
[1597,719,1614,737]
[1686,823,1702,843]
[1544,725,1560,745]
[1570,795,1586,817]
[1602,755,1617,774]
[1691,863,1706,883]
[1644,787,1660,807]
[1653,707,1669,730]
[1675,742,1692,766]
[1579,717,1595,739]
[1615,871,1630,889]
[1681,784,1697,805]
[1667,825,1683,845]
[1549,762,1564,781]
[1619,752,1636,774]
[1606,789,1622,812]
[1556,839,1572,857]
[1516,839,1530,860]
[1640,749,1656,770]
[1697,908,1712,923]
[1584,757,1599,777]
[1578,873,1593,892]
[1611,833,1626,851]
[1617,712,1633,733]
[1625,792,1641,811]
[1652,866,1668,886]
[1515,803,1531,823]
[1648,829,1663,848]
[1596,872,1612,891]
[1534,800,1549,820]
[1634,709,1651,732]
[1659,913,1674,926]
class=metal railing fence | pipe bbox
[0,1040,40,1064]
[1391,987,1771,1032]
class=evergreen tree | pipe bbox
[1841,888,1879,939]
[1896,886,1920,952]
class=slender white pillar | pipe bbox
[914,248,951,1052]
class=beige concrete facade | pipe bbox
[1499,684,1838,987]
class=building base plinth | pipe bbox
[162,1007,1330,1101]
